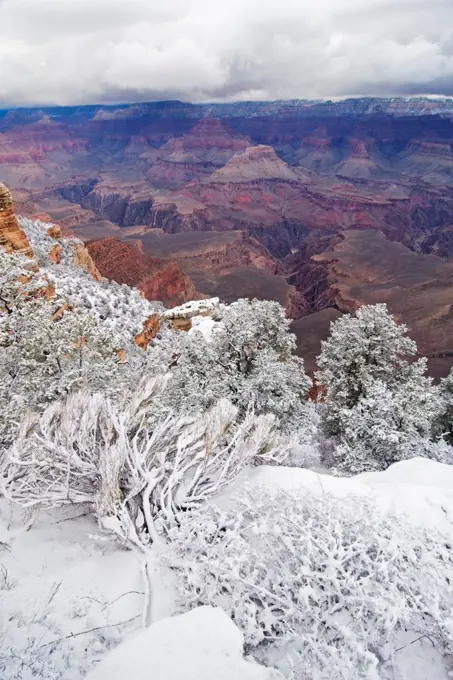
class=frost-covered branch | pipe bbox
[2,382,292,546]
[165,485,453,679]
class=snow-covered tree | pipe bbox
[331,370,448,473]
[434,370,453,443]
[166,485,453,680]
[316,304,443,471]
[158,299,311,433]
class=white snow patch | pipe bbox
[233,457,453,533]
[188,315,221,341]
[0,500,176,679]
[86,606,282,680]
[164,297,220,320]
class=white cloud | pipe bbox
[0,0,453,105]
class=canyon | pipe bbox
[3,98,453,375]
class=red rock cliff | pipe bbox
[0,183,34,258]
[86,237,199,307]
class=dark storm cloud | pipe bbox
[1,0,453,105]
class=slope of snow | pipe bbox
[2,458,453,679]
[0,500,175,680]
[86,606,282,680]
[234,457,453,533]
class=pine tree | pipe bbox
[316,304,443,471]
[160,299,312,432]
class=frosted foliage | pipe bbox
[166,487,453,680]
[18,216,72,267]
[316,304,417,427]
[3,385,292,545]
[0,293,144,449]
[316,304,443,471]
[18,216,162,340]
[436,370,453,442]
[0,248,50,311]
[0,219,167,451]
[160,299,311,433]
[332,367,448,473]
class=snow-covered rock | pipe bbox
[85,606,282,680]
[163,297,220,320]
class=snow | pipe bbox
[2,459,453,679]
[0,500,176,679]
[234,457,453,532]
[86,606,282,680]
[357,455,453,487]
[187,314,220,341]
[163,297,220,320]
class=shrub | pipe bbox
[166,485,453,679]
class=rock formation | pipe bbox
[134,313,160,349]
[306,230,453,378]
[85,237,198,307]
[70,242,102,282]
[0,183,34,258]
[145,119,251,188]
[163,297,221,331]
[207,145,302,183]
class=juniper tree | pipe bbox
[316,304,443,471]
[160,299,312,433]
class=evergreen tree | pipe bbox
[161,299,312,432]
[316,304,443,471]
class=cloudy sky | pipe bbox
[1,0,453,106]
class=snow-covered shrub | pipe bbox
[166,486,453,680]
[157,299,312,433]
[0,291,145,450]
[316,304,442,471]
[3,384,293,545]
[0,221,168,452]
[18,216,163,342]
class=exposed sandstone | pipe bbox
[49,243,62,264]
[71,242,102,282]
[208,145,303,183]
[47,225,62,239]
[85,237,198,307]
[0,183,34,258]
[52,302,72,322]
[135,313,160,349]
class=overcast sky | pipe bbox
[1,0,453,106]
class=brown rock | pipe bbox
[49,243,62,264]
[27,275,55,302]
[47,225,62,239]
[135,313,160,349]
[85,237,198,307]
[0,182,34,258]
[52,302,72,321]
[168,317,193,332]
[71,242,102,281]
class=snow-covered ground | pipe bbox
[1,457,453,679]
[0,503,176,679]
[86,606,283,680]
